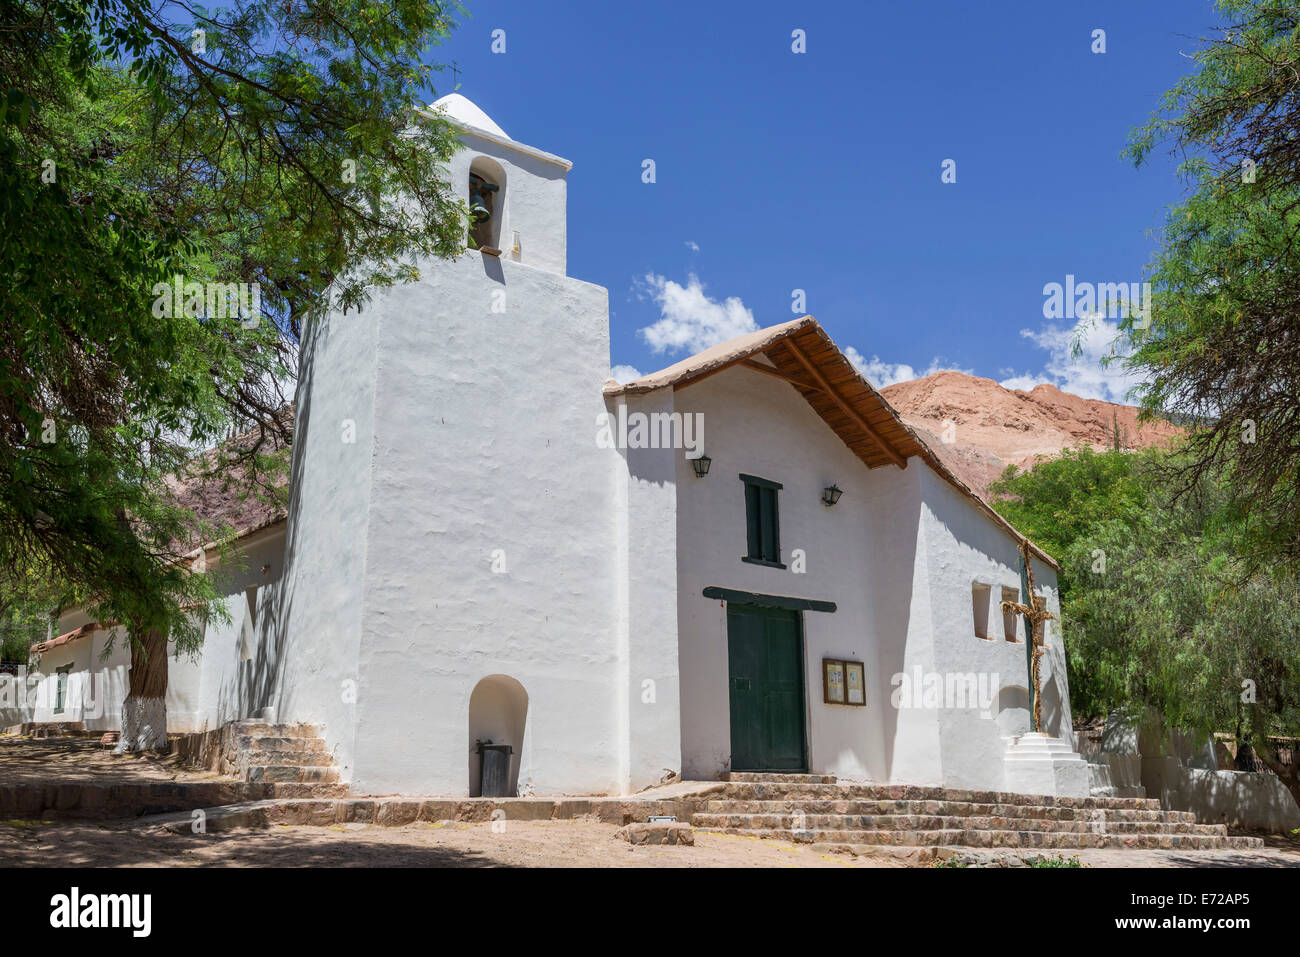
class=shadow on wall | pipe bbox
[468,674,528,797]
[259,315,335,730]
[212,581,284,727]
[872,484,920,784]
[1039,654,1066,737]
[996,685,1030,736]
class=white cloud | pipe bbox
[844,346,971,389]
[635,273,757,354]
[998,317,1140,404]
[609,364,643,383]
[684,240,700,252]
[996,372,1042,393]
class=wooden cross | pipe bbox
[999,541,1055,733]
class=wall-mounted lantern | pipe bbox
[821,483,843,507]
[691,454,712,478]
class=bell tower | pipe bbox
[429,93,569,273]
[271,95,675,797]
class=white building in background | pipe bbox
[16,519,288,735]
[16,95,1085,799]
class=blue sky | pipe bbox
[427,0,1221,403]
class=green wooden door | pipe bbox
[727,604,807,771]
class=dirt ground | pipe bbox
[1,817,1297,868]
[0,818,891,868]
[0,737,224,786]
[2,735,1297,868]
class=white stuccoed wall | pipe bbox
[273,106,652,796]
[675,364,930,783]
[672,363,1070,790]
[348,253,623,796]
[192,525,288,730]
[915,466,1070,793]
[16,523,285,735]
[271,250,381,779]
[612,389,684,789]
[26,617,211,733]
[27,623,131,731]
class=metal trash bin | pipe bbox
[477,743,514,797]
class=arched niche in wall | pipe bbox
[467,673,528,797]
[468,155,507,252]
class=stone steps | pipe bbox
[705,798,1197,823]
[246,764,340,784]
[692,812,1228,836]
[239,749,335,768]
[231,721,325,739]
[268,782,349,799]
[235,736,328,753]
[715,782,1164,809]
[691,773,1263,853]
[703,825,1263,851]
[720,772,838,784]
[226,722,340,787]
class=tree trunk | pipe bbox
[1235,737,1265,772]
[115,629,168,752]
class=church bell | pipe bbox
[469,173,499,222]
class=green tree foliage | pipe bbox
[991,447,1300,750]
[989,446,1153,600]
[1125,0,1300,568]
[0,606,45,667]
[0,1,468,745]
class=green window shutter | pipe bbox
[761,486,780,561]
[740,474,783,566]
[745,482,762,558]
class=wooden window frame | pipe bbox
[822,657,867,707]
[823,658,845,704]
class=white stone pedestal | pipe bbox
[1002,732,1090,798]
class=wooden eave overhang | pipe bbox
[603,315,1059,571]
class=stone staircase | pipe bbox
[1,722,347,822]
[232,721,341,786]
[172,720,345,798]
[691,772,1264,853]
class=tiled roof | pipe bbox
[29,621,113,656]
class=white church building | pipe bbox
[18,95,1084,800]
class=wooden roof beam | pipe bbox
[782,338,908,469]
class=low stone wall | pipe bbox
[2,722,90,738]
[1088,714,1300,832]
[0,781,284,821]
[1084,752,1144,799]
[149,790,726,833]
[169,724,241,776]
[1143,758,1300,833]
